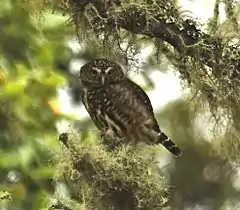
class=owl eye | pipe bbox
[108,69,114,76]
[91,70,98,76]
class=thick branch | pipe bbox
[71,0,239,74]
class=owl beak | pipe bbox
[101,67,112,84]
[101,76,105,84]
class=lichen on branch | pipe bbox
[55,132,169,210]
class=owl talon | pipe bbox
[101,135,122,151]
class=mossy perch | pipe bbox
[55,133,169,210]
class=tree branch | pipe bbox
[68,0,239,72]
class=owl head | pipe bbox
[79,58,125,86]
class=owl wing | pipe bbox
[106,78,161,133]
[122,79,154,112]
[107,79,182,157]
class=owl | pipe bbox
[78,58,182,157]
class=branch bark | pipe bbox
[70,0,239,72]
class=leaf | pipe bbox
[30,167,55,179]
[3,79,27,95]
[17,144,35,168]
[0,150,21,168]
[15,64,29,77]
[43,73,66,87]
[35,43,54,66]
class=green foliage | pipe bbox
[0,0,72,209]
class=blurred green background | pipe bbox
[0,0,239,209]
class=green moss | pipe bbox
[55,133,169,210]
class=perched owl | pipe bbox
[78,58,182,157]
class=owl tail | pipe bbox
[156,132,182,157]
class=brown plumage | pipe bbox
[78,58,182,157]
